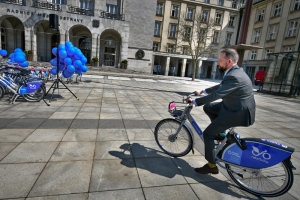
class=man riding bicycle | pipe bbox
[186,48,256,174]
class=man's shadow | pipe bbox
[109,142,262,200]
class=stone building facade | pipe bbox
[152,0,244,79]
[0,0,156,73]
[243,0,300,83]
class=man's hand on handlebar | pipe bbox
[185,97,193,104]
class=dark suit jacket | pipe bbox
[195,65,256,127]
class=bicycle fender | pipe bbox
[221,138,294,169]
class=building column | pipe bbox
[181,58,187,77]
[65,30,69,42]
[165,56,170,76]
[197,60,202,79]
[211,61,218,79]
[31,29,37,61]
[121,40,128,67]
[60,29,65,44]
[24,27,31,52]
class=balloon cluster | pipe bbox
[6,48,29,67]
[0,49,7,57]
[50,41,88,78]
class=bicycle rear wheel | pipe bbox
[154,118,193,157]
[23,85,46,102]
[226,161,293,197]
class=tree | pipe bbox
[175,12,223,81]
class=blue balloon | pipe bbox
[14,48,22,53]
[58,64,65,71]
[81,56,87,64]
[73,60,82,68]
[81,65,88,72]
[0,50,7,56]
[59,50,67,59]
[19,61,29,68]
[51,58,58,66]
[67,47,75,56]
[52,47,57,56]
[58,44,65,50]
[9,53,15,58]
[51,68,57,75]
[64,57,72,65]
[62,70,72,78]
[15,55,26,63]
[75,68,82,74]
[67,65,75,73]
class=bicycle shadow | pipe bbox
[109,142,262,200]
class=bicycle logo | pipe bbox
[252,146,271,160]
[29,84,36,89]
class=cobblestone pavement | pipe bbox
[0,69,299,199]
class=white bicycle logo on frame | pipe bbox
[252,146,271,160]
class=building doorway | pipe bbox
[79,37,91,64]
[104,40,115,66]
[51,34,60,59]
[206,66,212,78]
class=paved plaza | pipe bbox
[0,71,299,199]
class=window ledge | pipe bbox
[214,23,222,26]
[266,39,276,42]
[168,37,177,39]
[251,42,260,45]
[185,18,193,21]
[285,36,296,39]
[270,15,281,19]
[170,16,179,19]
[154,35,161,38]
[228,25,235,28]
[255,20,264,23]
[156,14,163,16]
[290,9,300,13]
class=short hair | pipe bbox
[221,48,239,63]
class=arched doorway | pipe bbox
[51,34,60,59]
[0,16,25,53]
[69,25,92,64]
[79,37,91,64]
[100,29,121,67]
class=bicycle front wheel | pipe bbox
[226,161,293,197]
[154,118,193,157]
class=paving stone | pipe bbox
[24,129,67,142]
[97,129,128,141]
[0,163,45,199]
[5,118,46,129]
[70,119,99,129]
[95,141,132,160]
[88,189,144,200]
[143,185,199,200]
[1,142,59,163]
[62,129,97,142]
[39,119,73,129]
[50,142,95,161]
[26,193,88,200]
[0,129,34,142]
[123,120,150,129]
[28,161,92,197]
[126,129,155,141]
[135,157,187,187]
[0,142,19,160]
[89,159,141,192]
[98,119,125,129]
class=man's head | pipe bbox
[217,48,239,73]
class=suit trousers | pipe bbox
[203,102,232,164]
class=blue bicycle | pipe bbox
[154,94,296,197]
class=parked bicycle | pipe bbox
[154,93,296,197]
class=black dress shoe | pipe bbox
[214,134,225,141]
[195,164,219,174]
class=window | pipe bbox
[215,13,222,24]
[256,9,264,22]
[259,66,267,71]
[265,49,273,59]
[268,25,277,40]
[246,66,255,81]
[156,3,163,15]
[106,4,118,13]
[218,0,224,6]
[171,5,179,17]
[52,0,65,4]
[232,0,237,8]
[226,32,233,46]
[182,46,189,55]
[283,46,293,52]
[204,0,210,3]
[200,29,206,42]
[186,8,194,20]
[212,31,219,43]
[80,0,93,9]
[250,51,257,60]
[168,44,175,53]
[252,29,260,43]
[202,10,209,22]
[273,3,282,17]
[294,0,300,11]
[153,43,159,51]
[287,21,298,37]
[169,24,177,38]
[184,27,191,40]
[229,16,235,27]
[154,22,161,36]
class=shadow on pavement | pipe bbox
[109,143,262,200]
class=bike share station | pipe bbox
[43,14,87,106]
[154,94,296,197]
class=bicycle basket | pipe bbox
[168,101,183,117]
